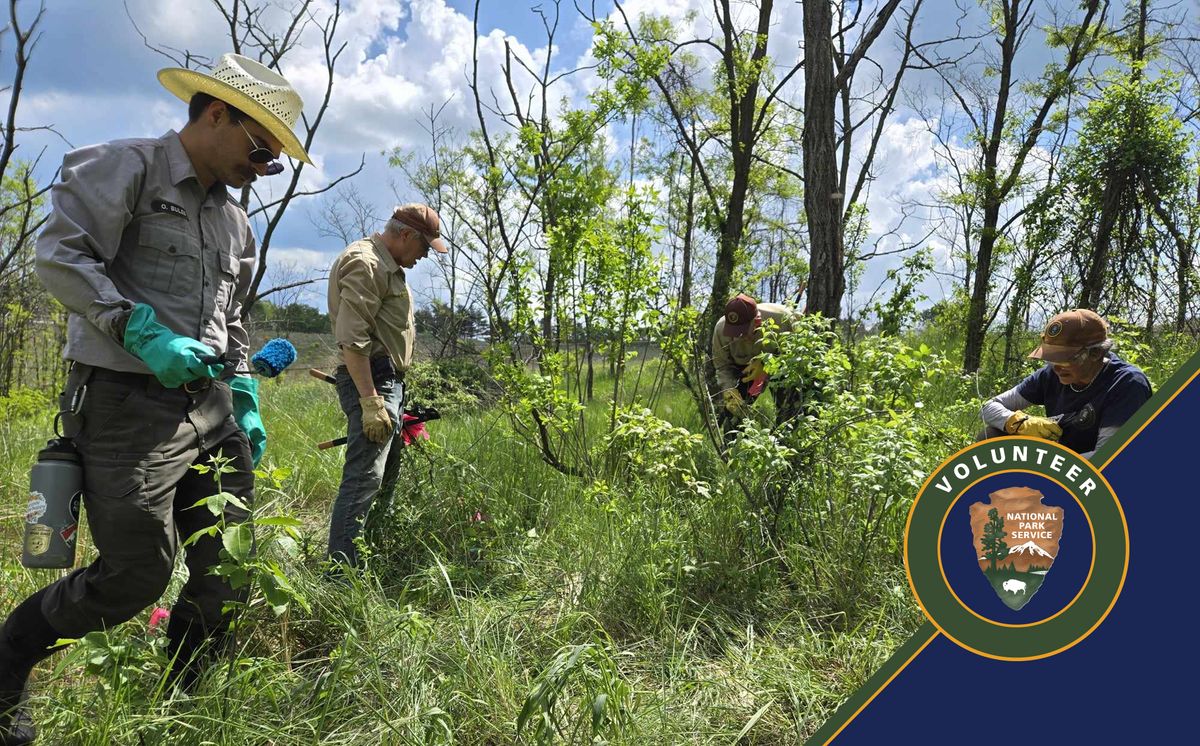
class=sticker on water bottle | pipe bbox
[25,492,47,524]
[60,523,78,545]
[25,525,52,556]
[70,491,82,521]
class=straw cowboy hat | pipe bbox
[157,53,312,164]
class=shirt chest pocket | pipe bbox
[216,243,242,311]
[383,276,411,317]
[136,220,199,295]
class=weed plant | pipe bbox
[0,342,972,744]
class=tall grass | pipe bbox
[1,366,927,744]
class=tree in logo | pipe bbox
[981,508,1008,571]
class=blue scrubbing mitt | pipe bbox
[251,338,297,377]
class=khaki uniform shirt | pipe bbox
[711,302,798,390]
[35,131,255,373]
[327,235,415,372]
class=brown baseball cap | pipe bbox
[1028,309,1108,363]
[722,293,758,337]
[391,203,448,253]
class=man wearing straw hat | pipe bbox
[1,54,310,743]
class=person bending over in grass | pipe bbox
[979,309,1151,459]
[711,293,803,439]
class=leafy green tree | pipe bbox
[592,2,803,386]
[919,0,1107,372]
[414,301,487,357]
[1027,0,1194,324]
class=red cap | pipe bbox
[392,203,448,254]
[723,294,758,337]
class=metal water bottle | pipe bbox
[22,438,84,569]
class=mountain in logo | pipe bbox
[969,487,1065,610]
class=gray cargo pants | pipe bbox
[38,363,253,637]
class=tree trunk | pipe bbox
[1177,173,1198,332]
[802,0,845,319]
[1078,174,1125,309]
[680,151,696,310]
[703,0,774,388]
[963,201,1001,372]
[962,1,1018,373]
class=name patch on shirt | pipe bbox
[152,199,188,219]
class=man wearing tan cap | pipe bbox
[2,53,311,743]
[325,204,447,568]
[980,309,1151,457]
[712,293,801,435]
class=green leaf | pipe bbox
[183,525,219,548]
[255,516,303,528]
[591,693,609,732]
[222,523,253,562]
[274,534,300,557]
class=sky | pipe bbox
[1,0,1091,317]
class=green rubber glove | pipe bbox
[122,304,223,388]
[229,375,266,467]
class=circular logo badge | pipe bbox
[1046,321,1064,337]
[905,438,1128,660]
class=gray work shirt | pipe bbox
[35,130,255,374]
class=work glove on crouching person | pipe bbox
[722,388,749,416]
[122,304,223,388]
[229,376,266,467]
[741,359,766,383]
[1004,412,1063,441]
[359,395,394,444]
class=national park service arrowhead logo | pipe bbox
[905,438,1129,660]
[970,487,1063,611]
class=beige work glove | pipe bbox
[741,359,766,383]
[359,395,394,444]
[1004,412,1062,441]
[722,388,749,416]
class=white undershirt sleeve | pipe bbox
[980,386,1034,431]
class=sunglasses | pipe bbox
[237,120,284,176]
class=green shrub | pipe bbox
[0,386,53,421]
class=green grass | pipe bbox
[1,367,925,744]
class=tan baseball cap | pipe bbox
[1028,309,1108,363]
[391,203,448,253]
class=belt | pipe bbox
[334,359,405,382]
[87,366,213,393]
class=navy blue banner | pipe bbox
[809,360,1199,743]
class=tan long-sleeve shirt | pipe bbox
[327,235,415,373]
[711,302,798,390]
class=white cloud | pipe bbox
[6,0,1067,319]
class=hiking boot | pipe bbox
[165,617,235,693]
[0,588,64,746]
[0,691,35,746]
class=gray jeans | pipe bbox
[327,367,405,566]
[39,363,252,637]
